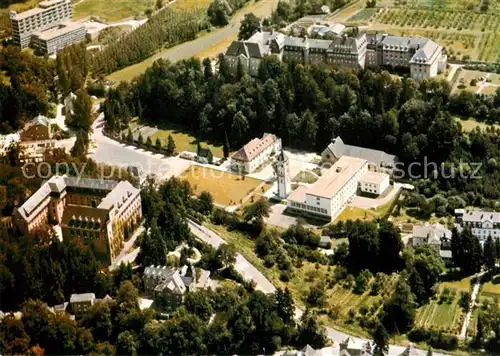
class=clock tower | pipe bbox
[273,150,291,199]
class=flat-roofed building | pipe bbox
[14,176,142,264]
[359,171,390,195]
[230,133,282,174]
[32,21,86,54]
[287,156,368,220]
[10,0,72,49]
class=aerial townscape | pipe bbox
[0,0,499,354]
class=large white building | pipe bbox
[359,171,390,195]
[230,133,282,174]
[225,31,447,80]
[10,0,85,54]
[457,210,500,241]
[32,21,86,55]
[287,156,369,220]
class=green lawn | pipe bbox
[481,275,500,299]
[73,0,155,22]
[334,195,396,223]
[150,126,224,158]
[454,117,500,132]
[125,119,224,157]
[347,8,378,22]
[181,167,263,206]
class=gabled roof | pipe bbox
[231,133,279,162]
[25,115,50,129]
[225,41,249,58]
[462,210,500,224]
[70,293,95,303]
[412,223,452,244]
[155,271,187,295]
[324,136,397,168]
[98,180,138,211]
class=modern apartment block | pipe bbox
[10,0,85,54]
[225,31,447,80]
[32,21,86,54]
[14,176,142,264]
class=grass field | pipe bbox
[125,119,225,156]
[72,0,205,22]
[334,197,396,223]
[181,166,264,206]
[73,0,156,21]
[347,7,377,22]
[454,117,500,132]
[150,127,224,157]
[441,275,474,293]
[481,274,500,299]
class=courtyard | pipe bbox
[180,165,266,206]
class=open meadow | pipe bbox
[181,166,265,206]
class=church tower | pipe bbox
[273,150,291,199]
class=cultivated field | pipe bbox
[334,0,500,62]
[181,166,264,206]
[415,287,463,333]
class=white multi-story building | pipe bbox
[10,0,85,54]
[359,171,390,195]
[457,210,500,241]
[32,21,86,55]
[287,156,368,220]
[231,133,282,174]
[226,31,447,80]
[10,0,72,48]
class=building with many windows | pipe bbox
[456,210,500,241]
[9,0,85,54]
[14,176,142,264]
[225,31,447,80]
[230,133,282,174]
[287,156,369,220]
[32,21,86,54]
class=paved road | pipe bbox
[187,219,276,294]
[89,114,191,179]
[109,225,145,270]
[460,270,486,339]
[156,0,279,62]
[108,0,279,80]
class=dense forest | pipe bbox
[0,176,327,355]
[103,56,500,212]
[0,46,55,133]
